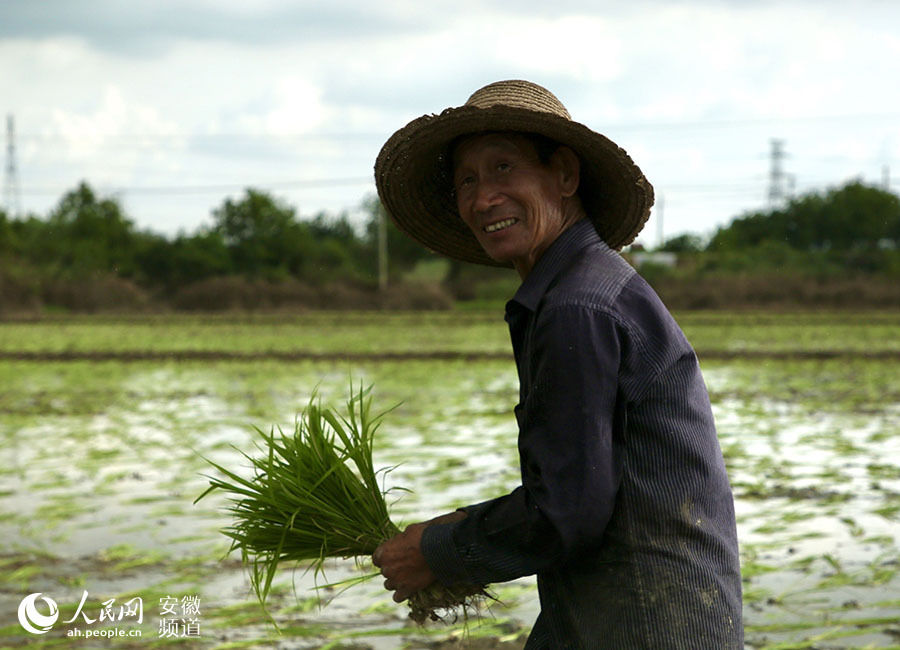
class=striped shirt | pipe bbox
[421,218,743,648]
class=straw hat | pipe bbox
[374,79,654,266]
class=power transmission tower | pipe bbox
[767,138,788,208]
[3,114,22,218]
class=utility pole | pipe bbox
[3,114,22,218]
[655,193,665,249]
[883,165,891,191]
[767,138,787,208]
[377,203,388,290]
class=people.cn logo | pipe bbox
[18,593,60,634]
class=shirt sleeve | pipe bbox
[421,304,625,587]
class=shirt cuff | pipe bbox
[420,521,472,587]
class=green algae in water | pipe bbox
[3,312,900,648]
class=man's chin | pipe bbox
[476,240,517,264]
[482,250,515,266]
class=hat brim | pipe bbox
[375,104,654,266]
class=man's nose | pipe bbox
[472,178,503,213]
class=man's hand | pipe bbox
[372,511,466,602]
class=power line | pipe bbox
[15,132,387,144]
[116,177,373,195]
[15,174,884,204]
[19,176,374,197]
[15,111,900,142]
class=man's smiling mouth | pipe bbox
[484,218,518,233]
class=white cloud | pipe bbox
[230,77,329,136]
[491,15,623,84]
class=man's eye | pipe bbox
[458,176,475,188]
[497,162,512,172]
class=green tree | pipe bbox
[34,182,140,275]
[659,233,704,253]
[8,215,48,261]
[210,189,374,283]
[133,229,231,291]
[709,181,900,252]
[305,211,370,280]
[211,188,310,277]
[0,209,15,254]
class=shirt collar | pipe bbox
[507,218,605,313]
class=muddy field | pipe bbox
[1,312,898,649]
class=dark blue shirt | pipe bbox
[421,219,743,648]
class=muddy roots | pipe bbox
[407,583,490,624]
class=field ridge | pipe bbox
[3,349,900,362]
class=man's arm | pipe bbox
[377,305,624,594]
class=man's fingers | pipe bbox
[382,577,411,602]
[371,524,434,601]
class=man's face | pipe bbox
[452,133,576,278]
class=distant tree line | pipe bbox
[1,179,898,312]
[0,182,448,311]
[655,181,900,277]
[0,182,435,287]
[641,181,900,308]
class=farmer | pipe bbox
[371,80,743,648]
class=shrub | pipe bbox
[0,265,42,313]
[378,283,454,310]
[42,273,151,312]
[171,276,320,311]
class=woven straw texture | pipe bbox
[375,80,654,266]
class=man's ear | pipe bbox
[550,146,580,198]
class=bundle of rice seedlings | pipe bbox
[195,384,485,624]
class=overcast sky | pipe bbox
[2,0,899,247]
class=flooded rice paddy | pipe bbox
[1,312,898,649]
